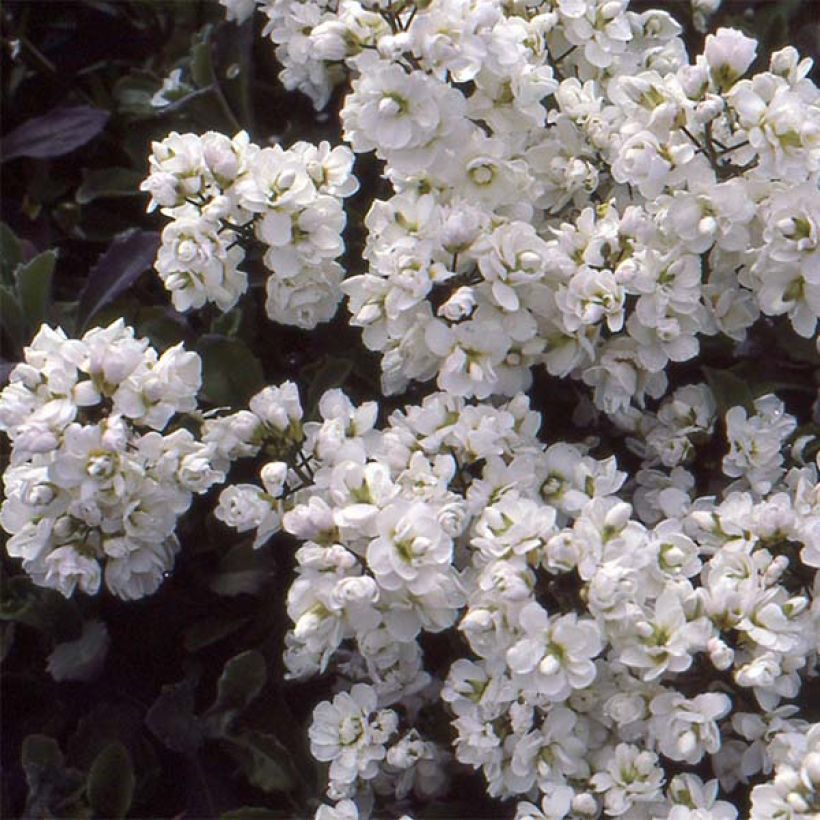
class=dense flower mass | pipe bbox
[219,0,820,414]
[213,374,819,818]
[210,0,820,816]
[0,321,225,600]
[4,0,818,818]
[142,131,358,327]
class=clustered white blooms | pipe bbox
[212,374,819,819]
[141,130,358,328]
[3,0,814,817]
[0,320,227,600]
[222,0,820,418]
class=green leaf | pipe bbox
[135,305,189,351]
[76,167,145,204]
[198,335,265,407]
[209,650,267,721]
[22,734,85,819]
[0,621,15,664]
[208,541,272,597]
[23,734,64,772]
[211,307,243,338]
[304,355,354,419]
[0,577,83,641]
[220,17,256,132]
[220,808,279,819]
[86,742,135,819]
[191,25,215,88]
[223,731,295,794]
[0,222,22,283]
[113,71,158,116]
[772,320,820,366]
[15,249,57,333]
[183,615,248,653]
[145,678,203,754]
[702,366,755,417]
[0,284,25,351]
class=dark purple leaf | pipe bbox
[78,229,160,329]
[2,105,110,162]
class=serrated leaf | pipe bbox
[77,229,160,329]
[223,731,295,794]
[76,167,144,204]
[183,615,248,653]
[2,105,110,162]
[15,249,56,333]
[198,335,265,407]
[145,678,203,754]
[702,366,755,417]
[208,650,267,721]
[86,742,135,819]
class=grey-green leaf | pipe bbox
[183,615,248,653]
[0,284,25,350]
[15,249,57,332]
[190,26,215,88]
[145,678,203,754]
[702,366,756,417]
[76,167,145,204]
[209,650,267,720]
[198,335,265,407]
[223,731,295,794]
[22,734,64,774]
[208,541,271,597]
[86,742,135,819]
[22,734,86,818]
[0,222,22,283]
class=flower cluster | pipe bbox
[0,321,225,600]
[214,373,819,818]
[220,0,820,414]
[208,380,307,547]
[141,130,358,328]
[4,0,811,818]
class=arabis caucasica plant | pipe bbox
[2,0,819,817]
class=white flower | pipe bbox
[215,484,273,532]
[723,395,797,494]
[506,603,602,701]
[704,28,757,90]
[590,743,664,816]
[309,684,398,786]
[650,692,732,764]
[249,381,303,432]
